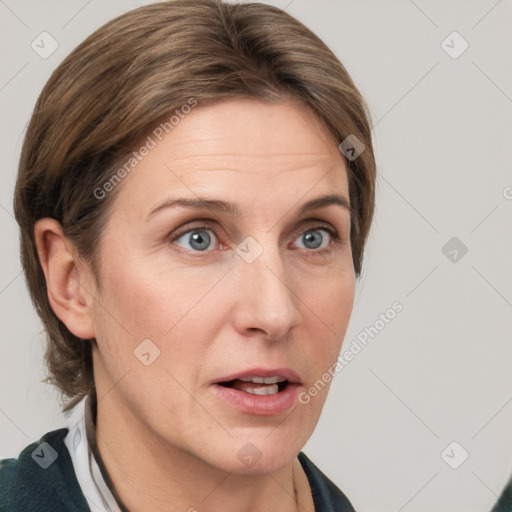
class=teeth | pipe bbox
[242,384,279,395]
[238,376,286,384]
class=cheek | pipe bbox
[98,258,193,337]
[93,257,222,376]
[304,267,355,330]
[300,269,355,370]
[91,262,216,425]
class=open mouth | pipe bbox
[211,369,302,415]
[218,376,289,396]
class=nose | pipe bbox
[231,243,299,341]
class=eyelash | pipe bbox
[168,220,342,257]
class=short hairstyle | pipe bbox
[14,0,376,408]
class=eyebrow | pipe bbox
[146,193,351,221]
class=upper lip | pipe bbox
[212,367,302,385]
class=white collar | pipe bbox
[63,394,124,512]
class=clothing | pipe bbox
[1,393,356,511]
[491,474,512,512]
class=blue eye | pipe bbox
[170,222,340,256]
[174,228,217,252]
[293,229,332,250]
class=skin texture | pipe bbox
[35,98,355,511]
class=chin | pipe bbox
[198,426,312,476]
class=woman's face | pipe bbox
[88,98,355,474]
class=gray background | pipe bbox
[1,1,511,511]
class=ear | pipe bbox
[34,218,96,340]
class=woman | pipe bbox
[0,1,377,510]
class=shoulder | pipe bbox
[0,428,90,512]
[298,452,356,512]
[491,473,512,512]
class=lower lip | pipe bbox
[210,383,302,416]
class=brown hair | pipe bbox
[14,0,376,409]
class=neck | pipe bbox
[93,387,310,512]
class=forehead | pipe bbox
[113,98,349,216]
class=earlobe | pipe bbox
[34,218,96,340]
